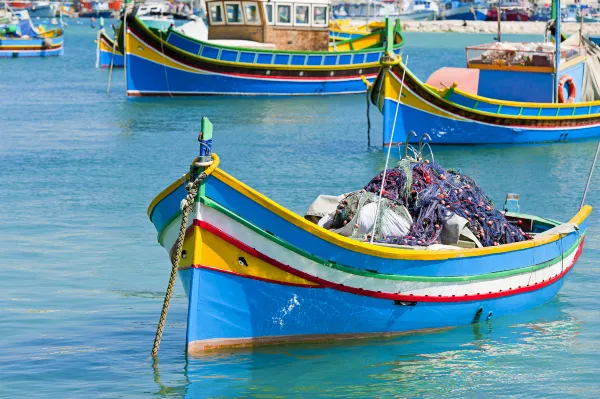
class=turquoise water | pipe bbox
[1,24,599,398]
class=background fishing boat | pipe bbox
[147,119,592,353]
[0,9,63,57]
[369,15,600,145]
[486,0,530,21]
[329,19,385,41]
[96,26,123,67]
[399,0,439,20]
[440,0,488,21]
[96,15,208,68]
[124,1,404,97]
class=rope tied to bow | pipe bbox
[151,168,207,358]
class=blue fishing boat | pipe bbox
[441,0,488,20]
[147,118,591,354]
[96,27,123,67]
[369,15,600,145]
[123,1,404,97]
[0,11,63,57]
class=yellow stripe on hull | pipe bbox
[381,63,600,121]
[126,26,384,72]
[180,224,318,287]
[126,30,200,74]
[382,66,463,120]
[99,36,123,55]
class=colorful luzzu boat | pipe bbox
[0,12,63,57]
[96,27,123,67]
[124,2,404,97]
[369,18,600,145]
[328,19,385,42]
[148,120,591,353]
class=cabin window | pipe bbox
[208,2,225,24]
[225,1,243,24]
[277,3,292,25]
[294,4,310,25]
[312,5,327,26]
[243,2,261,24]
[264,2,274,24]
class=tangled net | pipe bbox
[330,159,532,247]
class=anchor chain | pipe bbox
[151,170,207,358]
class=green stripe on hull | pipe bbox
[194,196,584,283]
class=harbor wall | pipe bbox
[399,20,600,35]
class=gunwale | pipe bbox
[147,153,592,261]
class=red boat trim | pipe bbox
[194,220,583,303]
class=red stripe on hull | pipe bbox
[195,219,583,303]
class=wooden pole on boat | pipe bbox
[579,3,584,45]
[496,6,501,41]
[370,20,408,244]
[580,141,600,209]
[106,29,118,96]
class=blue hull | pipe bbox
[0,47,63,57]
[0,36,63,57]
[98,49,124,68]
[444,10,487,21]
[383,99,600,144]
[180,266,571,347]
[126,54,373,96]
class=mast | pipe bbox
[553,0,560,102]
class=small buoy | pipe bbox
[517,220,523,225]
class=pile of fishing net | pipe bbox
[317,159,532,248]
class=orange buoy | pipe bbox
[558,75,576,103]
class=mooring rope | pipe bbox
[366,89,371,147]
[580,141,600,209]
[370,54,409,244]
[159,30,173,98]
[151,170,207,358]
[106,29,118,96]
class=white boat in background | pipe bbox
[29,1,58,18]
[441,0,488,20]
[137,0,170,15]
[331,0,398,19]
[400,0,439,20]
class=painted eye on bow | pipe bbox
[237,257,248,267]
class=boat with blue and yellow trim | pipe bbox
[96,26,123,67]
[369,16,600,145]
[147,118,591,353]
[124,1,404,97]
[0,9,63,57]
[328,18,385,42]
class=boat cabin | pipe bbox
[205,0,330,51]
[426,41,587,103]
